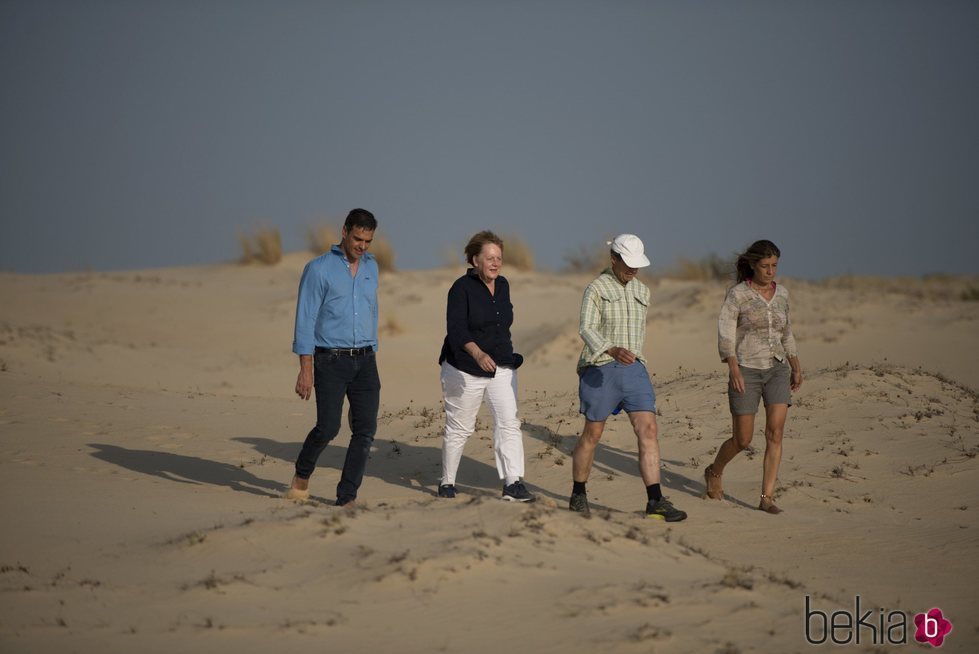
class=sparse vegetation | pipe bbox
[370,235,397,272]
[306,224,338,255]
[501,233,534,271]
[165,526,219,547]
[307,224,396,272]
[664,253,732,281]
[961,286,979,301]
[562,243,607,274]
[380,314,404,336]
[820,274,979,301]
[719,568,754,590]
[239,227,282,265]
[632,623,671,641]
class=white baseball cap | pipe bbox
[607,234,650,268]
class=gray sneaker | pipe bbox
[502,481,536,502]
[568,492,590,516]
[645,497,687,522]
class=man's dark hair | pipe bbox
[343,208,377,232]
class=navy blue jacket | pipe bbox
[438,269,523,377]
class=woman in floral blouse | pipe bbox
[705,240,803,513]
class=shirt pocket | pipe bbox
[359,273,378,319]
[599,288,624,304]
[599,293,623,322]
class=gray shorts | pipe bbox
[728,362,792,415]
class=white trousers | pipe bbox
[440,361,525,486]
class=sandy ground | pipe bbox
[1,256,977,653]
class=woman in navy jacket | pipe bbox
[437,231,534,502]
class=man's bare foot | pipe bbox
[284,475,310,501]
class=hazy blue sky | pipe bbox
[2,0,977,278]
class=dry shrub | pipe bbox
[306,224,339,255]
[370,235,396,273]
[306,223,396,272]
[501,233,534,271]
[665,254,731,281]
[562,243,608,274]
[820,274,979,301]
[239,227,282,265]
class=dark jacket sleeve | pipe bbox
[446,279,475,350]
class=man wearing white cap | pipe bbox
[568,234,687,521]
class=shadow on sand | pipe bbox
[520,421,743,507]
[88,443,286,499]
[233,436,505,500]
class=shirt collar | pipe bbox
[330,244,373,264]
[602,267,630,287]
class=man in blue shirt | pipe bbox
[285,208,381,506]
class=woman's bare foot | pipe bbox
[758,494,782,514]
[704,464,724,500]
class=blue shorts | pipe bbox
[578,362,656,422]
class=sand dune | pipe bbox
[1,262,977,652]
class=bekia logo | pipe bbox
[914,608,953,648]
[805,596,954,647]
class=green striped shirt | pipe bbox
[577,268,650,371]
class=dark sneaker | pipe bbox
[568,492,591,516]
[502,481,536,503]
[645,497,687,522]
[335,496,356,507]
[438,484,457,498]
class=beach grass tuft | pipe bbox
[370,235,397,273]
[501,233,534,271]
[307,223,396,272]
[239,227,282,265]
[562,243,608,274]
[306,224,338,256]
[664,254,732,281]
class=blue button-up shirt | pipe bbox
[292,245,379,355]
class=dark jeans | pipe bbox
[294,350,380,501]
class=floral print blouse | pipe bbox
[717,281,798,370]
